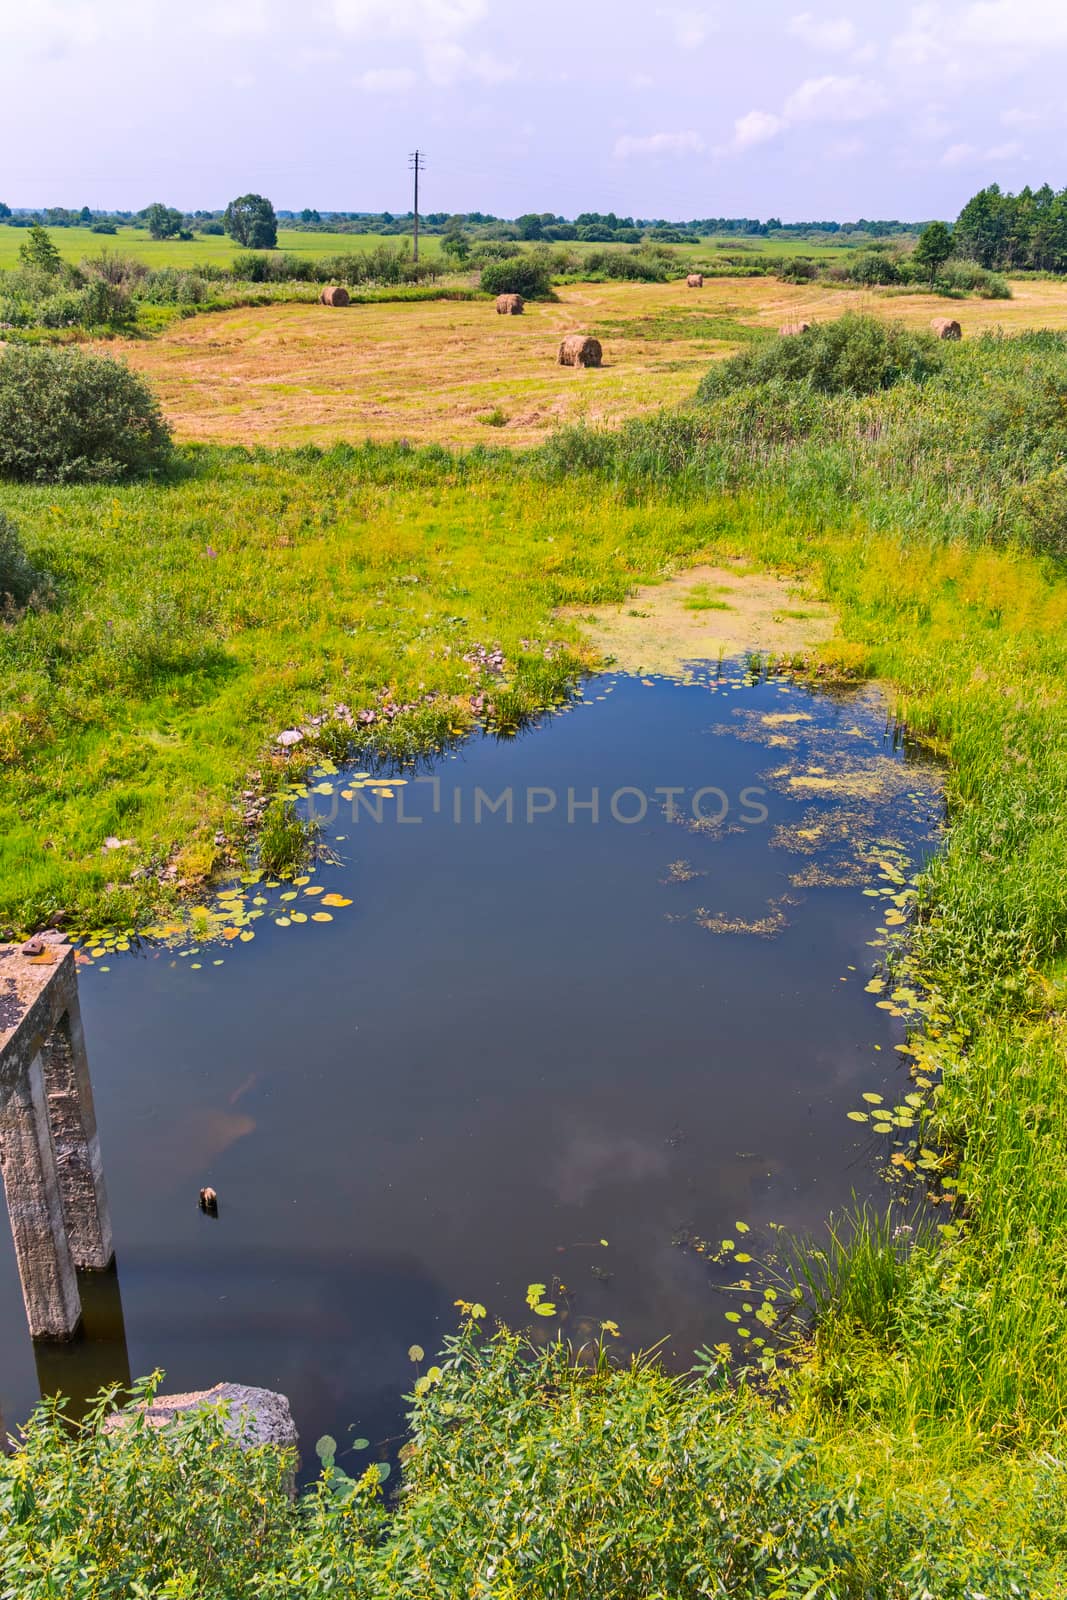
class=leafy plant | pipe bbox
[479,258,552,299]
[697,313,943,400]
[0,345,172,483]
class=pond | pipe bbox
[0,663,943,1476]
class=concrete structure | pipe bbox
[0,939,113,1339]
[105,1384,301,1492]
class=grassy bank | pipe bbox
[2,321,1067,1588]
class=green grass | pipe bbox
[2,321,1067,1584]
[0,225,446,272]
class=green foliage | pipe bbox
[955,181,1067,272]
[0,1342,1054,1596]
[696,313,943,400]
[258,797,317,877]
[932,259,1011,297]
[0,345,171,483]
[143,202,185,240]
[847,250,902,286]
[912,220,955,285]
[0,1373,298,1599]
[1010,464,1067,556]
[0,510,47,612]
[478,257,552,298]
[224,193,278,250]
[18,223,61,275]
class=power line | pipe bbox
[409,149,426,263]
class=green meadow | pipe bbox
[2,316,1067,1588]
[0,224,447,272]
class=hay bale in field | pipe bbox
[320,285,350,307]
[779,321,812,336]
[496,293,524,315]
[931,316,962,340]
[686,273,704,288]
[558,334,603,368]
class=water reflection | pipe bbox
[0,668,943,1475]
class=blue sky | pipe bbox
[3,0,1065,218]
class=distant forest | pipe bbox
[0,201,916,246]
[4,186,1067,270]
[954,184,1067,273]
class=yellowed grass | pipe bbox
[561,563,836,676]
[109,277,1067,450]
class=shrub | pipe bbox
[583,247,671,282]
[697,313,944,400]
[479,258,552,299]
[200,220,225,235]
[937,259,1012,298]
[0,510,47,611]
[848,251,902,286]
[0,345,172,483]
[1011,466,1067,557]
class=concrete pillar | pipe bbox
[0,1051,81,1338]
[0,939,113,1340]
[41,1002,113,1270]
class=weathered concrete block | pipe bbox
[107,1382,300,1453]
[0,940,113,1338]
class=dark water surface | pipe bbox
[0,668,942,1473]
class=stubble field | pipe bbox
[108,274,1067,448]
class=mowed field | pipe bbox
[110,275,1067,449]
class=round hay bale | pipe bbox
[930,316,962,340]
[320,285,350,307]
[496,293,524,315]
[686,273,704,288]
[558,334,603,369]
[778,321,812,336]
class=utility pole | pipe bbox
[409,149,426,263]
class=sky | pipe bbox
[2,0,1065,220]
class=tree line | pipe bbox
[954,183,1067,273]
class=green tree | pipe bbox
[224,193,278,249]
[300,207,321,224]
[912,220,954,286]
[18,224,62,275]
[0,201,13,219]
[143,202,184,241]
[441,222,471,264]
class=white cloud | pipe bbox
[614,129,706,159]
[940,141,977,166]
[355,66,416,91]
[731,109,786,149]
[657,7,716,48]
[985,139,1023,160]
[825,135,867,159]
[423,41,514,82]
[1000,106,1041,127]
[783,74,888,122]
[332,0,487,36]
[787,12,857,52]
[961,0,1067,46]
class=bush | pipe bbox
[697,313,944,400]
[0,345,172,483]
[848,251,902,286]
[1011,466,1067,556]
[0,510,47,611]
[583,246,671,282]
[479,258,553,298]
[937,259,1012,298]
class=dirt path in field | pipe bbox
[562,564,837,676]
